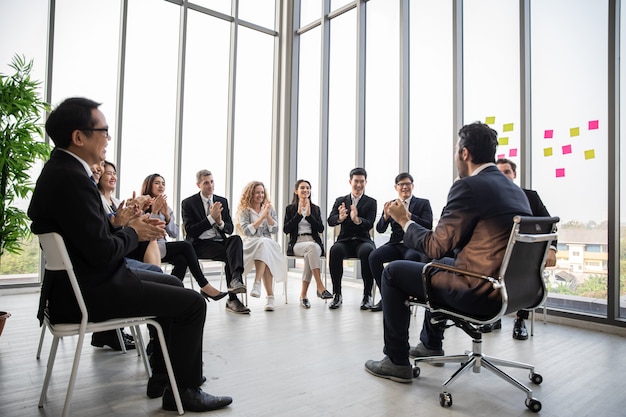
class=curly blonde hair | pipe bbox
[236,181,270,234]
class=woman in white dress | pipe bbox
[236,181,287,311]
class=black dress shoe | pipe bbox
[225,297,250,314]
[512,318,529,340]
[300,298,311,309]
[360,295,372,310]
[478,319,502,333]
[200,289,228,301]
[147,373,169,398]
[329,293,343,309]
[148,374,208,399]
[317,289,333,299]
[227,276,247,294]
[370,300,382,312]
[91,330,135,351]
[162,387,232,412]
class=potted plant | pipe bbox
[0,54,51,260]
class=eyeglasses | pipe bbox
[396,182,413,188]
[82,127,110,138]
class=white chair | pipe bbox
[36,232,184,416]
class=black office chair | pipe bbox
[412,215,559,413]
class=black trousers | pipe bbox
[328,239,375,296]
[161,240,209,287]
[368,243,425,291]
[192,236,244,300]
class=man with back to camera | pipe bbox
[364,122,532,383]
[327,167,377,310]
[181,169,249,314]
[28,97,232,411]
[368,172,433,312]
[484,157,558,340]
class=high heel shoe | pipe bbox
[317,289,333,299]
[200,289,228,302]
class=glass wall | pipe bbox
[0,0,624,328]
[531,0,609,317]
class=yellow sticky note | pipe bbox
[485,116,496,124]
[503,123,514,132]
[498,137,509,146]
[570,127,580,137]
[544,147,553,157]
[584,149,595,160]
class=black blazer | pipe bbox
[181,193,235,242]
[376,195,433,245]
[523,188,558,247]
[283,202,325,256]
[28,149,142,324]
[327,194,376,242]
[403,165,532,316]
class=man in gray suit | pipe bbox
[365,122,532,383]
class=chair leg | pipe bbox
[131,325,152,378]
[36,324,46,360]
[39,335,60,407]
[480,357,535,402]
[116,328,127,353]
[61,332,86,417]
[150,320,184,415]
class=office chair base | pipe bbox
[413,338,543,412]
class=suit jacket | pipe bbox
[376,195,433,245]
[283,202,325,256]
[523,188,558,247]
[28,149,142,324]
[404,165,532,317]
[327,194,376,243]
[181,192,235,242]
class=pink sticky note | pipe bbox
[589,120,599,130]
[556,168,565,178]
[509,148,518,157]
[562,144,572,154]
[497,153,505,160]
[544,130,554,139]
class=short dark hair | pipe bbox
[496,158,517,173]
[350,167,367,179]
[457,122,498,165]
[45,97,101,148]
[394,172,413,184]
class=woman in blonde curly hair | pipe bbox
[236,181,287,311]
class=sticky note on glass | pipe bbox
[485,116,496,124]
[498,137,509,146]
[588,120,599,130]
[497,153,505,160]
[544,130,554,139]
[562,144,572,154]
[509,148,518,157]
[570,127,580,137]
[556,168,565,178]
[585,149,595,160]
[544,147,553,157]
[503,123,514,132]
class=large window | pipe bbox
[531,0,609,316]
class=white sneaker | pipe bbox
[251,281,262,298]
[265,296,275,311]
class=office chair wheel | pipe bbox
[530,372,543,385]
[412,367,421,378]
[439,392,452,408]
[525,398,542,412]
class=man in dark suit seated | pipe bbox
[181,170,249,314]
[365,122,532,383]
[368,172,433,312]
[484,157,557,340]
[327,167,377,310]
[28,97,232,411]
